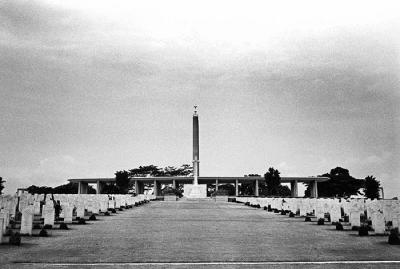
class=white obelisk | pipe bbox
[193,106,199,185]
[184,106,207,198]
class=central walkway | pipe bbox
[1,199,400,268]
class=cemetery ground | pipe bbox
[1,199,400,269]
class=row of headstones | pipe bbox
[0,193,156,243]
[236,197,400,234]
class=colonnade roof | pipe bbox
[69,176,329,184]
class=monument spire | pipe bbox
[193,105,199,185]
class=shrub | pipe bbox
[305,217,312,222]
[33,223,41,229]
[245,202,250,206]
[273,209,279,213]
[111,209,117,213]
[358,225,369,236]
[104,212,110,216]
[43,224,53,229]
[39,229,48,237]
[280,211,286,215]
[9,231,21,246]
[78,218,86,224]
[388,228,400,245]
[336,222,344,230]
[256,204,260,208]
[162,187,183,198]
[317,218,325,225]
[343,215,349,222]
[212,189,230,196]
[118,208,123,211]
[89,214,96,221]
[289,212,295,218]
[263,206,268,210]
[268,205,272,211]
[59,223,69,230]
[351,226,359,231]
[134,202,139,206]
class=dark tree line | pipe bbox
[0,177,5,194]
[104,164,193,194]
[26,182,96,195]
[304,167,381,199]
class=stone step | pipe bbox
[180,198,213,202]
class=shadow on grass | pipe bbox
[0,241,39,248]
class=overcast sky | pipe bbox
[1,0,399,197]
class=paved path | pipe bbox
[1,200,399,268]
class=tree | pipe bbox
[129,164,193,177]
[26,185,53,194]
[364,175,380,199]
[304,167,364,197]
[26,182,96,194]
[115,170,130,194]
[0,177,5,194]
[101,183,120,194]
[129,165,163,177]
[277,185,291,197]
[264,167,281,196]
[216,184,235,196]
[239,182,254,196]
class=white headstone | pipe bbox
[0,217,4,243]
[0,210,9,232]
[371,212,385,234]
[76,204,85,218]
[33,201,41,215]
[43,205,55,226]
[108,198,115,209]
[63,206,73,224]
[20,206,34,235]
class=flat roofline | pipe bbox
[68,176,330,183]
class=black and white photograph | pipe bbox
[0,0,399,268]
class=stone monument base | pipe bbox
[184,184,207,198]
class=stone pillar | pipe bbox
[291,180,298,197]
[254,179,259,197]
[311,180,318,198]
[235,179,239,196]
[136,181,144,194]
[139,181,144,194]
[215,179,219,191]
[157,181,162,196]
[135,181,139,195]
[79,182,88,194]
[154,180,158,196]
[96,180,102,194]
